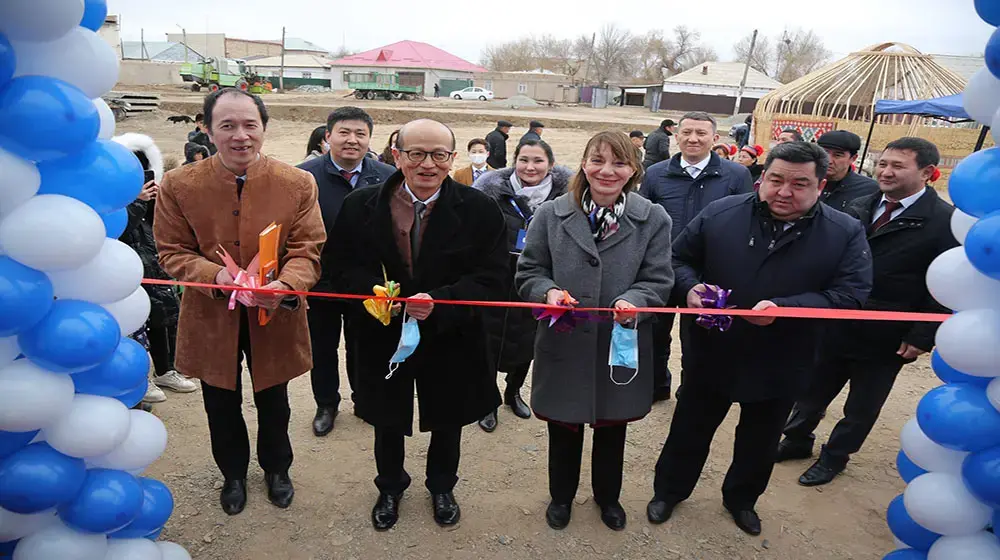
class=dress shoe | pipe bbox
[478,410,497,433]
[372,492,402,531]
[264,472,294,508]
[725,504,762,535]
[775,438,813,463]
[653,387,672,402]
[646,498,678,524]
[505,391,532,419]
[798,458,845,487]
[312,406,337,437]
[220,479,247,515]
[599,502,627,531]
[432,492,461,526]
[545,502,572,530]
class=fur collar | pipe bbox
[473,165,574,199]
[112,133,164,182]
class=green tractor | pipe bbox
[180,58,268,94]
[347,72,421,100]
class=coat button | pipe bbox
[233,210,239,216]
[234,241,240,247]
[589,257,599,267]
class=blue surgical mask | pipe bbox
[387,315,420,379]
[608,323,638,385]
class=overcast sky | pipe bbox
[108,0,991,64]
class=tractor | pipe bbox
[179,58,268,94]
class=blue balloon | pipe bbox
[883,550,928,560]
[115,377,148,408]
[109,478,174,539]
[37,140,144,215]
[917,384,1000,452]
[79,0,108,31]
[0,34,13,89]
[0,443,86,514]
[0,76,100,162]
[144,527,163,540]
[0,430,39,461]
[931,350,991,387]
[965,211,1000,281]
[0,256,54,337]
[989,28,1000,80]
[0,540,17,556]
[18,300,121,374]
[950,148,1000,218]
[977,0,1000,25]
[59,468,143,534]
[71,337,150,397]
[896,450,928,483]
[962,446,1000,509]
[102,208,129,239]
[887,494,941,550]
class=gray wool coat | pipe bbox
[515,192,674,424]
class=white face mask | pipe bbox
[469,153,488,166]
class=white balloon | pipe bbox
[926,247,1000,311]
[929,531,1000,559]
[988,378,1000,413]
[0,507,57,542]
[900,417,969,475]
[41,395,131,459]
[965,68,1000,125]
[88,409,167,472]
[94,98,116,141]
[0,337,20,369]
[904,472,992,536]
[104,538,162,560]
[0,0,85,42]
[952,209,979,245]
[11,28,120,99]
[0,148,41,220]
[0,360,74,432]
[0,195,105,272]
[936,309,1000,377]
[893,536,911,550]
[101,287,151,337]
[12,520,107,560]
[157,542,192,560]
[47,239,143,304]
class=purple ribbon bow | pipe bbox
[694,284,735,332]
[532,307,597,333]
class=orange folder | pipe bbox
[258,222,282,326]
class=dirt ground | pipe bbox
[120,111,935,560]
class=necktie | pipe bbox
[686,166,700,178]
[870,200,903,233]
[339,169,358,184]
[410,201,427,264]
[474,168,483,182]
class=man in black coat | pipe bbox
[647,142,873,536]
[187,113,217,155]
[519,120,544,144]
[298,107,395,437]
[639,111,753,402]
[485,120,513,170]
[779,137,957,486]
[816,130,879,212]
[642,118,675,169]
[329,119,508,531]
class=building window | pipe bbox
[518,83,527,94]
[301,71,312,79]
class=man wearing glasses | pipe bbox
[328,119,509,531]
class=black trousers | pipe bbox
[783,353,905,467]
[146,323,177,376]
[373,427,462,496]
[548,422,628,507]
[503,362,529,395]
[651,313,675,393]
[653,381,793,510]
[201,308,293,481]
[306,297,355,411]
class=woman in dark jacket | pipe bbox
[472,140,573,433]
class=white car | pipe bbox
[449,87,494,101]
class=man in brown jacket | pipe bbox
[155,89,325,515]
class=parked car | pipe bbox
[449,87,494,101]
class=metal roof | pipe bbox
[330,40,486,73]
[664,61,782,90]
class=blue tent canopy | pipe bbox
[873,94,971,121]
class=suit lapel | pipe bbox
[369,177,411,283]
[596,213,636,252]
[557,200,599,259]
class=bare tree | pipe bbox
[731,28,831,83]
[480,37,537,71]
[733,33,773,76]
[592,23,634,82]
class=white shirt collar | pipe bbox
[881,187,926,210]
[330,156,363,175]
[403,183,441,204]
[681,154,711,173]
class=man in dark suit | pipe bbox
[779,137,957,486]
[485,120,513,170]
[329,119,508,531]
[298,107,395,437]
[643,118,675,169]
[647,142,873,536]
[816,130,879,212]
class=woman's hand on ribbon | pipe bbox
[612,299,637,326]
[744,300,778,326]
[405,293,434,320]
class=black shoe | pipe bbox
[372,492,402,531]
[220,479,247,515]
[653,387,672,402]
[775,438,813,463]
[646,498,678,524]
[599,502,627,531]
[798,458,845,487]
[546,502,572,530]
[264,472,294,508]
[505,391,532,419]
[478,410,497,433]
[725,504,761,536]
[432,492,461,526]
[312,406,337,437]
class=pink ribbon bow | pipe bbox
[217,247,261,310]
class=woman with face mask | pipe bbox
[451,138,493,186]
[515,131,673,532]
[302,126,329,163]
[472,140,573,433]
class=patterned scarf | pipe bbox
[581,187,626,242]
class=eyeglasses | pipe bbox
[400,150,454,163]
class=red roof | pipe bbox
[330,40,487,73]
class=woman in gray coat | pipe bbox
[516,131,674,531]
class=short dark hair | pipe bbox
[467,138,489,151]
[396,119,456,152]
[194,113,204,123]
[764,141,830,180]
[326,106,374,134]
[780,128,803,141]
[884,137,940,168]
[629,130,645,139]
[203,89,269,130]
[514,139,554,164]
[660,119,675,128]
[678,111,717,131]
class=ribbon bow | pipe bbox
[217,247,261,310]
[533,290,594,333]
[363,265,401,326]
[695,284,735,332]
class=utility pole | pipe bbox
[583,32,596,84]
[140,28,147,60]
[279,26,286,92]
[182,27,187,62]
[733,29,757,116]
